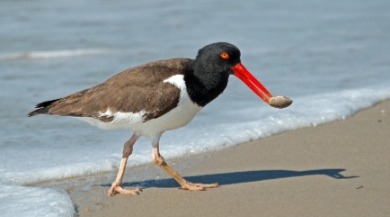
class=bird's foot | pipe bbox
[107,183,142,196]
[180,181,219,191]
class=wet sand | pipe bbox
[38,100,390,217]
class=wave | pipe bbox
[0,184,75,217]
[1,85,389,185]
[0,48,108,60]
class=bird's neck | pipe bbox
[184,61,229,107]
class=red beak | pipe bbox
[232,62,274,104]
[232,62,293,109]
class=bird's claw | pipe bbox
[180,181,219,191]
[107,183,142,196]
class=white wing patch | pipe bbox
[76,109,146,130]
[97,108,144,123]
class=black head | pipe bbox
[185,42,242,106]
[188,42,292,109]
[194,42,241,75]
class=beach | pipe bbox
[36,100,390,217]
[2,1,390,215]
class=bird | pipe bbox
[28,42,292,196]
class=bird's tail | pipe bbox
[28,98,61,117]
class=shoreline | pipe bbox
[36,100,390,217]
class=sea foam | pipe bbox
[0,184,75,217]
[0,49,108,60]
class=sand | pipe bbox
[37,100,390,217]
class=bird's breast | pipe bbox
[136,74,202,136]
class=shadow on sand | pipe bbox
[104,168,358,189]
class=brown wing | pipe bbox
[28,58,193,122]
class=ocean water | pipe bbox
[1,0,390,216]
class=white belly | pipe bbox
[133,94,201,137]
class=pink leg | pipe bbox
[152,143,218,191]
[108,134,142,196]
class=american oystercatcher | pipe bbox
[28,42,292,196]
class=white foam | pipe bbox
[0,49,108,60]
[0,184,75,217]
[154,86,390,159]
[2,86,389,186]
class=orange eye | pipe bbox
[220,52,230,60]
